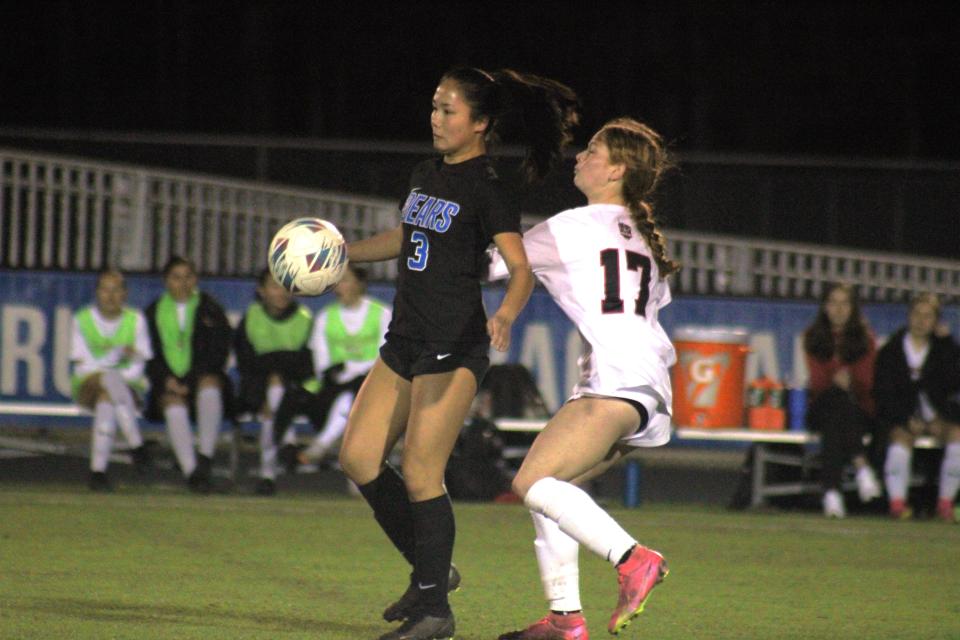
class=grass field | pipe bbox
[1,483,958,640]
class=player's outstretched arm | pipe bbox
[346,227,403,263]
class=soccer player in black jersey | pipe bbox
[339,67,578,640]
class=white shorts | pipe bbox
[568,385,672,448]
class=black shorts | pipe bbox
[380,333,490,387]
[622,398,650,434]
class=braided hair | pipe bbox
[596,118,680,276]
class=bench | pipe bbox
[495,419,940,508]
[1,403,941,504]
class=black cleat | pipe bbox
[383,564,461,622]
[378,611,455,640]
[188,455,213,494]
[131,445,155,477]
[88,471,113,492]
[278,443,302,475]
[255,478,276,496]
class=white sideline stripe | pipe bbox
[0,402,83,417]
[493,419,938,449]
[0,436,71,455]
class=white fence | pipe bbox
[667,231,960,303]
[0,148,399,279]
[3,147,959,302]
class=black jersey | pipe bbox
[390,155,520,344]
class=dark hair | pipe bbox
[596,118,680,276]
[346,264,368,284]
[803,283,871,362]
[95,267,125,289]
[440,67,580,183]
[161,256,196,278]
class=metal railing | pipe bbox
[1,148,399,279]
[3,147,960,302]
[666,231,960,303]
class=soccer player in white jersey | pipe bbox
[489,118,679,640]
[70,269,154,491]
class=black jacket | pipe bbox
[145,291,232,385]
[873,328,960,427]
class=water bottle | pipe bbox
[788,385,807,431]
[623,460,642,507]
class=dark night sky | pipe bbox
[2,1,960,161]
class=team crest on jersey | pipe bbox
[618,222,633,239]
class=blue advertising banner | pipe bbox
[1,269,958,418]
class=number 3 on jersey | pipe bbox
[407,231,429,271]
[600,248,651,316]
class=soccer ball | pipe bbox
[268,217,348,295]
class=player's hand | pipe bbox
[832,368,851,391]
[486,313,513,352]
[908,416,925,436]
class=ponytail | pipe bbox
[441,67,580,183]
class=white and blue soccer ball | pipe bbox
[268,217,348,295]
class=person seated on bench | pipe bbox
[804,283,882,518]
[874,293,960,522]
[70,269,154,491]
[234,269,318,496]
[145,257,233,493]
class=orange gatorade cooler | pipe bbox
[671,326,750,428]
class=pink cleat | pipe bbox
[937,499,957,524]
[498,612,589,640]
[608,546,668,635]
[889,498,913,521]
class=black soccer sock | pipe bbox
[356,464,416,565]
[411,493,456,617]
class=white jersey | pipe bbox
[310,296,391,383]
[491,204,675,446]
[70,306,153,384]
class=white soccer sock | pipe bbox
[164,404,196,477]
[531,511,581,612]
[266,383,285,415]
[311,391,354,454]
[196,386,223,458]
[100,371,143,448]
[525,477,637,567]
[259,417,277,480]
[884,443,912,502]
[939,442,960,502]
[90,401,116,473]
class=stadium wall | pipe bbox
[1,270,958,417]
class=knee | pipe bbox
[197,375,222,391]
[512,470,551,504]
[338,443,379,486]
[511,470,539,501]
[400,457,443,500]
[890,427,913,447]
[161,392,186,409]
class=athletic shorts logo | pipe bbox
[436,353,452,360]
[418,582,437,590]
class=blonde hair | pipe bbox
[596,117,679,276]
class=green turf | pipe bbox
[1,484,958,639]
